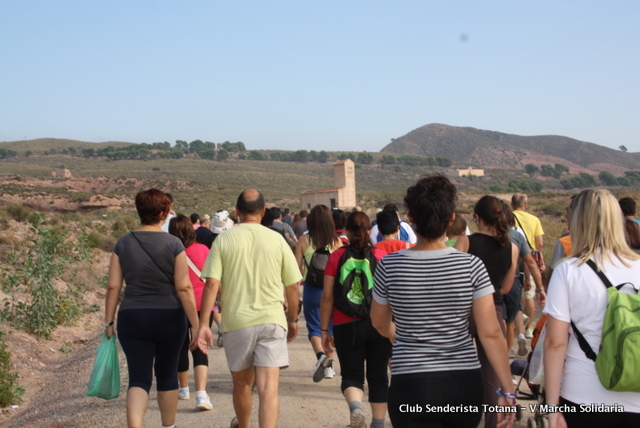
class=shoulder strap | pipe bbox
[570,259,612,362]
[130,232,175,284]
[186,256,202,278]
[513,214,533,250]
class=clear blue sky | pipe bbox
[2,1,639,152]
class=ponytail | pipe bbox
[345,212,373,251]
[475,195,510,247]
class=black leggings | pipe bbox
[388,369,484,428]
[560,397,640,428]
[178,311,213,372]
[117,308,187,392]
[333,318,392,403]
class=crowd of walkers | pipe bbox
[103,176,640,428]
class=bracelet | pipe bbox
[320,328,329,332]
[103,321,114,327]
[286,317,299,323]
[535,289,543,293]
[496,388,516,399]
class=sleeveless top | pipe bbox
[468,233,512,305]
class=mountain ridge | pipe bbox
[381,123,640,170]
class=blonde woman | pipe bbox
[544,188,640,428]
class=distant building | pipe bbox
[300,159,356,210]
[445,167,484,178]
[52,168,72,179]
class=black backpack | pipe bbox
[333,246,378,318]
[305,246,331,288]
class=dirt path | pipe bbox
[5,319,539,428]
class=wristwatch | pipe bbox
[286,317,299,323]
[103,321,114,327]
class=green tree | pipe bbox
[435,157,452,167]
[216,149,229,161]
[357,152,374,164]
[524,164,540,176]
[620,145,628,152]
[317,151,330,163]
[598,171,617,186]
[175,140,189,151]
[554,163,569,174]
[293,150,309,163]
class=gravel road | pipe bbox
[5,317,539,428]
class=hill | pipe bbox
[381,123,640,171]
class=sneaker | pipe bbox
[178,387,190,400]
[195,394,213,411]
[313,355,332,383]
[324,364,335,379]
[217,332,224,348]
[509,348,516,359]
[517,335,528,356]
[350,407,366,428]
[230,416,239,428]
[525,328,534,339]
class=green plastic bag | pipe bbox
[87,332,120,399]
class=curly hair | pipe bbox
[404,174,457,240]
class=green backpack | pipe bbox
[571,259,640,392]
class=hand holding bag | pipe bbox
[87,332,120,399]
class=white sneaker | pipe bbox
[195,394,213,411]
[324,365,335,379]
[517,335,528,356]
[178,387,190,400]
[312,355,332,383]
[525,328,534,339]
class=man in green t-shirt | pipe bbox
[197,189,302,428]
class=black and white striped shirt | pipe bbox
[373,247,494,375]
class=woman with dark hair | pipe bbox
[168,214,213,411]
[371,175,516,428]
[320,211,392,428]
[455,195,518,428]
[625,218,640,254]
[294,204,343,381]
[104,189,199,428]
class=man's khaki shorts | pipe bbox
[223,324,289,372]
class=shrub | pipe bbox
[112,215,138,238]
[0,330,23,407]
[6,204,34,223]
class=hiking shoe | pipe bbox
[313,355,332,383]
[350,407,366,428]
[195,394,213,411]
[178,387,190,400]
[230,416,239,428]
[525,328,534,339]
[217,332,224,348]
[324,365,335,379]
[517,335,528,356]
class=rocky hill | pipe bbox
[381,124,640,171]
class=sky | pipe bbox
[1,1,639,152]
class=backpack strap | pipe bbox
[570,259,613,362]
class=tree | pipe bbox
[435,157,452,167]
[175,140,189,151]
[524,164,540,176]
[598,171,617,186]
[216,149,229,161]
[357,152,374,165]
[317,151,330,163]
[620,145,628,152]
[554,163,569,174]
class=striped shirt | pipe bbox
[373,247,494,375]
